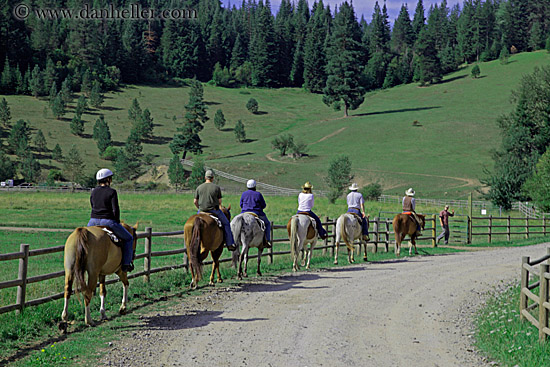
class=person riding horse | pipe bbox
[346,183,370,242]
[297,182,328,240]
[87,168,134,272]
[239,179,271,248]
[402,187,422,237]
[194,169,236,251]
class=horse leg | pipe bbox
[243,245,249,278]
[347,239,355,264]
[411,237,418,255]
[362,239,368,261]
[99,275,107,320]
[334,238,339,265]
[61,272,73,323]
[210,246,224,285]
[305,244,313,270]
[117,272,130,315]
[84,272,98,326]
[237,250,245,280]
[256,248,263,277]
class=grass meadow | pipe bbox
[2,51,549,198]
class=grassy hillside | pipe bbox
[2,51,549,198]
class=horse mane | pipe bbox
[189,216,204,282]
[73,227,89,294]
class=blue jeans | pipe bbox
[297,210,327,238]
[201,209,235,247]
[242,211,271,241]
[87,218,134,266]
[347,208,369,235]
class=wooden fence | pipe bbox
[471,215,550,243]
[0,216,438,315]
[520,248,550,341]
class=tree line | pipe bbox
[1,0,549,98]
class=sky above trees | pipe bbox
[222,0,462,23]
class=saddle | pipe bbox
[349,212,363,222]
[244,212,266,232]
[100,227,121,246]
[198,212,223,228]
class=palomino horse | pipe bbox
[334,213,369,265]
[183,206,231,289]
[61,223,138,326]
[286,214,317,272]
[230,212,267,279]
[392,213,426,257]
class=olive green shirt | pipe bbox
[195,182,222,211]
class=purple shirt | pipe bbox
[240,190,266,214]
[439,210,454,226]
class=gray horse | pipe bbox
[230,212,267,279]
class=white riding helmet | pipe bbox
[247,179,256,188]
[96,168,113,181]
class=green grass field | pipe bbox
[2,51,549,198]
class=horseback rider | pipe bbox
[297,182,328,239]
[194,169,236,251]
[87,169,134,272]
[346,183,370,241]
[402,187,422,236]
[239,179,271,248]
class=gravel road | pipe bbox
[99,244,549,367]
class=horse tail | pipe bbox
[72,227,89,294]
[341,216,354,251]
[290,216,300,260]
[189,217,204,282]
[230,215,242,267]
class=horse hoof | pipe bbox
[363,256,368,262]
[217,279,223,283]
[243,273,248,278]
[257,272,262,277]
[334,260,338,265]
[119,308,126,315]
[58,322,68,334]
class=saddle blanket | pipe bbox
[101,227,121,245]
[295,213,316,230]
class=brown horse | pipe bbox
[60,223,138,326]
[183,206,231,289]
[392,213,425,257]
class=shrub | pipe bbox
[471,65,481,79]
[102,146,119,161]
[246,98,258,114]
[361,183,383,201]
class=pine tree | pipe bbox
[246,98,259,114]
[412,0,426,40]
[275,0,295,86]
[370,2,391,55]
[89,81,104,108]
[8,119,30,154]
[75,95,87,117]
[546,36,550,53]
[93,115,112,154]
[43,58,56,94]
[81,69,92,96]
[326,155,353,203]
[187,155,206,190]
[140,109,154,139]
[168,154,186,190]
[63,144,86,184]
[52,144,63,161]
[234,120,246,142]
[0,98,11,127]
[392,4,415,54]
[51,93,66,119]
[20,152,41,183]
[323,2,365,117]
[303,2,328,93]
[60,77,73,105]
[70,114,84,136]
[34,129,47,152]
[125,129,143,159]
[184,80,208,131]
[48,82,57,107]
[250,1,278,87]
[128,98,142,124]
[415,25,442,85]
[214,109,226,130]
[0,151,15,181]
[29,65,43,97]
[529,22,543,51]
[230,34,247,69]
[1,56,14,94]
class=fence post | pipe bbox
[489,214,493,243]
[520,256,530,321]
[16,244,30,315]
[507,216,511,241]
[544,214,547,237]
[526,217,530,240]
[373,218,379,253]
[384,219,390,252]
[467,216,472,244]
[143,227,152,283]
[432,214,437,247]
[268,221,274,265]
[539,264,549,342]
[323,216,329,255]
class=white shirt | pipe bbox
[347,191,364,209]
[298,193,314,212]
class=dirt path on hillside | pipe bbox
[98,244,549,367]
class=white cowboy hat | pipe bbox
[405,188,415,196]
[247,179,256,188]
[349,183,359,191]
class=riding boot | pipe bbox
[362,234,370,242]
[263,235,272,248]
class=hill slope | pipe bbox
[2,51,549,198]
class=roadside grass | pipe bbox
[2,245,462,366]
[1,51,549,197]
[466,236,550,248]
[475,284,550,367]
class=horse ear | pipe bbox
[227,204,231,210]
[133,222,139,230]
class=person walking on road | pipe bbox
[436,205,455,245]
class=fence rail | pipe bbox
[520,248,550,341]
[0,216,439,315]
[471,215,549,243]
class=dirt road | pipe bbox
[100,244,549,367]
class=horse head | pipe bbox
[221,205,231,221]
[418,214,426,229]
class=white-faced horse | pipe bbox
[286,214,317,272]
[334,213,369,264]
[230,212,267,279]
